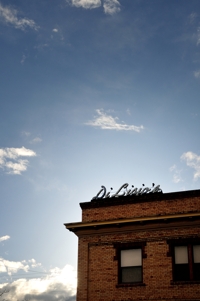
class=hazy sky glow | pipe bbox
[1,0,200,299]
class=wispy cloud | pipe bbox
[21,132,42,144]
[67,0,120,14]
[169,164,182,183]
[0,3,39,31]
[181,151,200,180]
[30,137,42,144]
[197,26,200,45]
[86,109,144,132]
[0,236,10,243]
[21,131,31,137]
[0,146,36,175]
[188,12,197,25]
[126,108,131,116]
[103,0,120,15]
[20,54,27,64]
[194,70,200,78]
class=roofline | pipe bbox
[64,211,200,231]
[79,189,200,209]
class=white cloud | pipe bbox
[103,0,120,15]
[0,235,10,243]
[0,3,39,31]
[27,259,41,269]
[0,146,36,175]
[181,151,200,180]
[194,70,200,78]
[5,159,29,175]
[70,0,101,9]
[0,264,76,301]
[169,164,182,183]
[68,0,120,14]
[0,258,29,275]
[85,109,144,132]
[52,28,58,32]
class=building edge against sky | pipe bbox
[64,184,200,301]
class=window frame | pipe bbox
[114,242,146,287]
[167,238,200,284]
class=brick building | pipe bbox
[64,184,200,301]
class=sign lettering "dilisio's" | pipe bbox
[92,183,163,200]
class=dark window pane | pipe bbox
[174,264,190,281]
[121,266,142,283]
[193,263,200,281]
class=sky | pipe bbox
[0,0,200,299]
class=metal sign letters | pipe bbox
[92,183,163,200]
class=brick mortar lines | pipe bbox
[82,198,200,222]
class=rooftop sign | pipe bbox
[92,183,163,200]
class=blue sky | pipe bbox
[0,0,200,299]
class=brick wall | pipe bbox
[77,225,200,301]
[82,196,200,222]
[67,190,200,301]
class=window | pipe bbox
[120,248,142,283]
[114,242,146,286]
[193,245,200,280]
[168,240,200,282]
[174,246,190,281]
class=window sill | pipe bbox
[170,280,200,285]
[116,282,145,288]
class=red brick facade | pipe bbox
[65,189,200,301]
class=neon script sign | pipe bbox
[92,183,163,200]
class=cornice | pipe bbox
[64,211,200,233]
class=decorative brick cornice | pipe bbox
[64,211,200,234]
